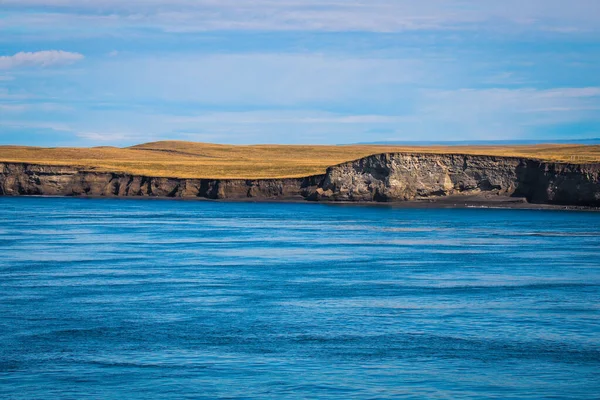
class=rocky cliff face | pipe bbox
[0,163,322,200]
[313,153,600,206]
[2,153,600,206]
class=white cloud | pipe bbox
[2,0,599,33]
[0,50,84,70]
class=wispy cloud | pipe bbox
[2,0,599,34]
[0,119,74,133]
[413,87,600,138]
[167,111,406,125]
[422,87,600,114]
[0,50,84,69]
[76,131,150,143]
[68,53,426,107]
[0,102,73,113]
[5,83,598,146]
[2,1,599,146]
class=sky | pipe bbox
[1,0,600,146]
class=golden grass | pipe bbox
[0,141,598,179]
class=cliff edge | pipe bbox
[1,153,599,207]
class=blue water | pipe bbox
[1,198,599,399]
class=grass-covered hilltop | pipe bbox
[0,141,599,179]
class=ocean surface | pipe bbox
[1,197,599,399]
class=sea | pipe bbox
[1,197,599,399]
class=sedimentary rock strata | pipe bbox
[2,153,599,206]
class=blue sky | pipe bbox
[1,0,600,146]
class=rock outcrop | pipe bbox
[313,153,600,206]
[1,153,599,206]
[0,163,322,200]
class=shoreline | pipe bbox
[4,194,599,212]
[3,153,600,208]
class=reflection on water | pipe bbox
[1,197,599,399]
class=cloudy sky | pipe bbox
[1,0,600,146]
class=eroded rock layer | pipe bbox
[1,153,599,206]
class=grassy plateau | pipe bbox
[0,141,599,179]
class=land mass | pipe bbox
[1,141,599,207]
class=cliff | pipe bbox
[1,153,599,206]
[313,153,600,206]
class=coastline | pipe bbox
[7,193,600,212]
[2,152,600,208]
